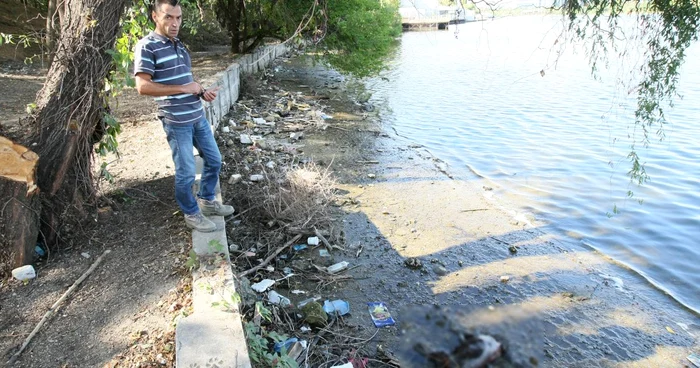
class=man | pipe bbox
[133,0,233,232]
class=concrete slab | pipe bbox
[176,313,251,368]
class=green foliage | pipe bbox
[185,249,199,271]
[561,0,700,186]
[243,321,299,368]
[208,239,226,253]
[322,0,402,77]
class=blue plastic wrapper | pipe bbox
[292,244,308,251]
[274,337,298,353]
[367,302,396,327]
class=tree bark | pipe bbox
[0,136,40,273]
[21,0,130,247]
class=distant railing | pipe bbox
[401,16,452,24]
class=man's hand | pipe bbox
[201,86,219,102]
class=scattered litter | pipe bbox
[251,279,275,292]
[240,134,253,144]
[252,117,266,125]
[666,326,675,334]
[244,251,256,257]
[293,244,308,251]
[229,243,240,252]
[273,337,298,352]
[268,290,291,306]
[323,300,350,316]
[291,290,307,295]
[349,357,369,368]
[368,302,396,327]
[222,126,230,133]
[298,296,321,308]
[319,249,330,257]
[34,244,45,257]
[228,174,242,184]
[283,267,294,275]
[307,236,320,246]
[300,326,312,332]
[290,132,304,140]
[265,161,276,169]
[265,265,275,272]
[687,353,700,367]
[250,174,264,182]
[330,363,353,368]
[12,265,36,281]
[327,261,349,274]
[286,340,306,360]
[81,252,90,259]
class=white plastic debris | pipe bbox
[221,126,230,133]
[290,132,304,140]
[81,252,91,258]
[330,363,353,368]
[300,326,312,332]
[252,117,266,125]
[251,279,275,292]
[291,290,307,295]
[307,236,320,246]
[12,265,36,281]
[228,174,242,184]
[265,161,276,169]
[268,290,291,306]
[250,174,264,182]
[327,261,349,274]
[240,134,253,144]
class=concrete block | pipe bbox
[192,258,236,313]
[176,313,251,368]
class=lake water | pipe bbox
[368,15,700,314]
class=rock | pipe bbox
[290,132,304,141]
[266,161,276,169]
[264,115,277,122]
[433,265,449,276]
[226,139,235,146]
[367,173,376,179]
[508,245,518,254]
[500,276,510,283]
[301,301,328,327]
[236,278,257,307]
[404,258,423,269]
[97,206,113,223]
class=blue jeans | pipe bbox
[162,118,222,215]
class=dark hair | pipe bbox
[152,0,180,12]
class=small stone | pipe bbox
[228,174,242,184]
[433,265,449,276]
[301,301,328,327]
[404,258,422,269]
[500,276,510,283]
[368,173,376,179]
[266,161,276,169]
[81,252,90,259]
[226,139,235,146]
[508,245,518,254]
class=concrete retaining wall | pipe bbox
[202,43,292,130]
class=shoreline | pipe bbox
[259,55,699,365]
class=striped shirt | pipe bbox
[133,32,203,125]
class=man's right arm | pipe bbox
[135,73,202,97]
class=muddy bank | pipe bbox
[228,54,700,367]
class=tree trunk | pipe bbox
[21,0,129,247]
[0,136,40,273]
[46,0,57,64]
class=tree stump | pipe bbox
[0,136,40,272]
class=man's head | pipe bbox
[152,0,182,40]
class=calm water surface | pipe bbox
[369,16,700,313]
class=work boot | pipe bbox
[184,212,217,232]
[199,199,235,216]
